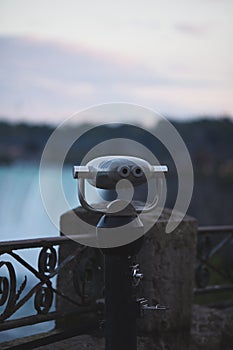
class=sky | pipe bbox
[0,0,233,124]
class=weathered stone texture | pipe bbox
[136,209,197,349]
[58,207,197,349]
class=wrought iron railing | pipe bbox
[194,225,233,305]
[0,226,233,347]
[0,236,103,348]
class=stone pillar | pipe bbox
[137,209,197,350]
[57,207,197,350]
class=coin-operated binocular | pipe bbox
[73,156,168,350]
[73,156,168,250]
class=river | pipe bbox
[0,163,82,342]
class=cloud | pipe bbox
[0,36,232,122]
[0,36,172,121]
[0,35,180,121]
[0,36,168,86]
[174,22,211,36]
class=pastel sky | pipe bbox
[0,0,232,124]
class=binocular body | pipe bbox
[73,156,167,190]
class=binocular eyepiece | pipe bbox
[90,157,147,189]
[118,164,143,178]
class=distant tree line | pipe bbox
[0,117,232,225]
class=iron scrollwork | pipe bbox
[0,260,29,322]
[38,247,57,275]
[0,245,58,322]
[34,284,53,314]
[0,276,9,307]
[0,261,17,321]
[0,241,102,326]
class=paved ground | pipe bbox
[34,335,149,350]
[35,334,105,350]
[32,306,233,350]
[2,305,233,350]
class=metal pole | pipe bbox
[104,253,137,350]
[97,203,144,350]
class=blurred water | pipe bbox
[0,163,81,342]
[0,163,79,240]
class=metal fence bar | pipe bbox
[194,284,233,295]
[198,225,233,234]
[0,236,71,251]
[0,306,96,331]
[1,317,100,350]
